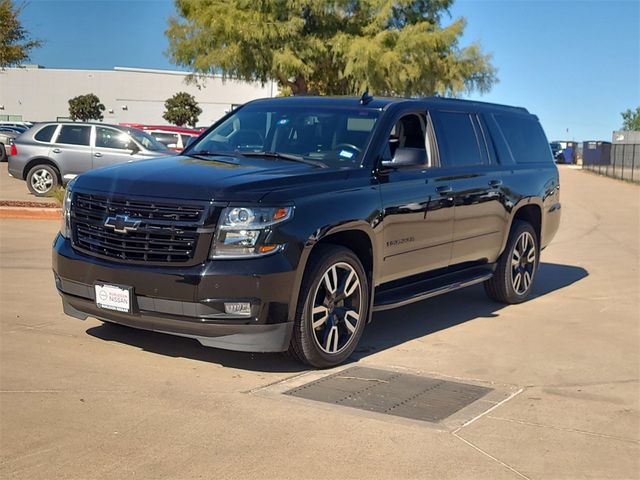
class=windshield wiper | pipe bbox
[242,151,328,168]
[184,150,240,158]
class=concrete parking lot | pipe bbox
[0,162,58,204]
[1,166,638,479]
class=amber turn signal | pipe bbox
[258,245,279,254]
[273,208,290,221]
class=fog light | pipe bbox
[224,302,251,316]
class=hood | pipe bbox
[142,149,173,157]
[72,154,349,202]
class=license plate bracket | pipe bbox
[94,283,133,313]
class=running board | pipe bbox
[372,270,493,312]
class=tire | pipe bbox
[26,164,59,197]
[0,144,6,162]
[288,245,369,368]
[484,220,539,304]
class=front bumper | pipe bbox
[52,234,298,352]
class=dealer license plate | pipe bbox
[95,283,132,313]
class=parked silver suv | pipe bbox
[7,122,171,196]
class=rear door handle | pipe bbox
[436,185,453,195]
[94,152,102,157]
[52,148,61,153]
[489,179,502,188]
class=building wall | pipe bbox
[0,66,276,127]
[612,130,640,144]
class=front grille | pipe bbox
[71,192,207,263]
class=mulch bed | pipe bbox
[0,200,60,209]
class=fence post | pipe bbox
[601,147,604,174]
[632,144,636,182]
[611,145,624,178]
[625,143,629,181]
[598,146,602,175]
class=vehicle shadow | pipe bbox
[352,262,588,360]
[86,322,309,373]
[86,262,587,372]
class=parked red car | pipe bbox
[119,124,204,152]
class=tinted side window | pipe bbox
[34,125,58,142]
[56,126,91,146]
[482,114,514,164]
[494,114,552,163]
[151,132,179,146]
[95,127,130,150]
[432,111,484,167]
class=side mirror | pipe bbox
[381,147,427,169]
[129,142,140,155]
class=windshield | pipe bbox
[189,105,380,167]
[126,128,170,152]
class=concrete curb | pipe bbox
[0,206,61,220]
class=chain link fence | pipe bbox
[582,140,640,183]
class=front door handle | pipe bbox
[436,185,453,195]
[94,152,102,157]
[489,179,503,188]
[52,148,61,153]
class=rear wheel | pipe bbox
[26,164,59,197]
[288,245,369,368]
[484,220,539,304]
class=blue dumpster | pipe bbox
[555,141,577,164]
[582,141,611,165]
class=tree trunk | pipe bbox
[286,75,308,95]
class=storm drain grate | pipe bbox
[285,366,492,423]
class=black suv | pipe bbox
[52,96,561,367]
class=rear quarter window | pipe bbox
[34,125,58,142]
[493,114,552,164]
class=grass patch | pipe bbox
[48,186,66,206]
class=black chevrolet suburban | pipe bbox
[52,96,561,367]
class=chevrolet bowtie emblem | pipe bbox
[104,214,141,234]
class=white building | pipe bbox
[0,65,277,126]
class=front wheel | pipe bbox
[289,245,369,368]
[485,220,539,304]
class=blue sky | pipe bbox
[20,0,640,141]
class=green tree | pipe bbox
[621,107,640,131]
[68,94,105,122]
[163,92,202,127]
[166,0,497,97]
[0,0,42,68]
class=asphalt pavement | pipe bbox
[0,166,638,479]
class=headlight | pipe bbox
[60,179,76,239]
[210,206,293,258]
